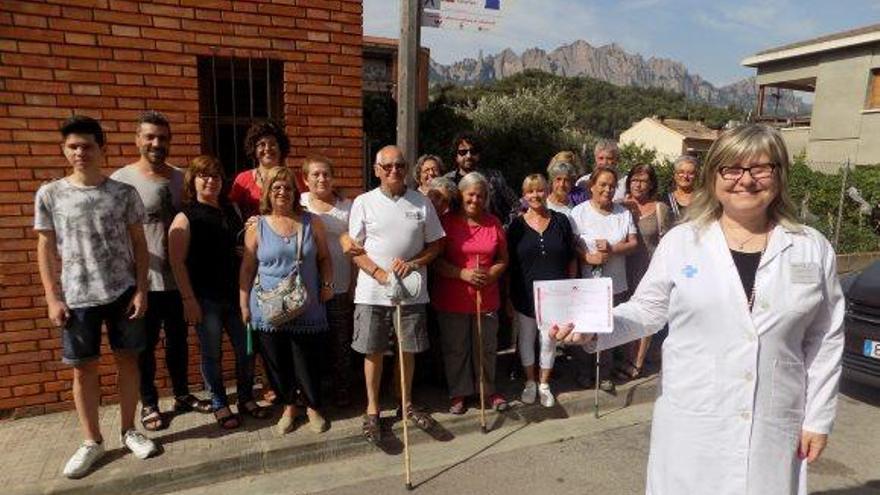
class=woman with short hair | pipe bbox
[432,172,509,414]
[666,155,699,220]
[414,154,445,196]
[300,155,355,407]
[229,120,291,219]
[554,124,844,495]
[239,167,333,435]
[569,167,638,392]
[168,156,259,430]
[507,174,577,407]
[620,164,673,379]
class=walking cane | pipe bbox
[591,262,603,420]
[475,255,487,434]
[390,274,414,490]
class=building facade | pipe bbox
[619,116,719,163]
[0,0,364,416]
[743,23,880,166]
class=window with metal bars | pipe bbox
[197,56,283,178]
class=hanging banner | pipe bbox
[439,0,503,32]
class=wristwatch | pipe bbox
[321,281,335,290]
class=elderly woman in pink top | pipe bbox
[432,172,509,415]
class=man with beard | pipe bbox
[112,111,211,432]
[443,133,519,227]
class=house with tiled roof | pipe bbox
[619,116,720,163]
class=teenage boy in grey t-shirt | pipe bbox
[112,111,210,429]
[35,116,158,479]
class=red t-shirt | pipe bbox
[431,213,506,313]
[229,170,262,220]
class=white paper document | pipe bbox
[533,278,613,334]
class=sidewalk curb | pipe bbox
[11,377,659,495]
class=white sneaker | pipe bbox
[63,440,105,479]
[121,429,158,459]
[538,383,555,408]
[521,381,537,404]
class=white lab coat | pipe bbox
[594,220,845,495]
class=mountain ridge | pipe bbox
[429,40,809,115]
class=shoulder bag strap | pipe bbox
[656,202,664,237]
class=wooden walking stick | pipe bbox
[475,255,487,434]
[594,351,601,419]
[393,295,414,490]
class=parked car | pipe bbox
[841,260,880,388]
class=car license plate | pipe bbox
[864,340,880,360]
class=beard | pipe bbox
[142,146,167,164]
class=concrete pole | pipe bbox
[397,0,420,166]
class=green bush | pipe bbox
[788,156,880,253]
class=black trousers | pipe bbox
[258,331,323,409]
[139,290,191,407]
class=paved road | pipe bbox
[175,379,880,495]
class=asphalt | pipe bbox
[1,354,661,495]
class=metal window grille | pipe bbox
[197,56,283,177]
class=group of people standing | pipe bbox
[36,112,844,494]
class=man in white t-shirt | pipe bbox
[346,145,445,446]
[574,139,628,203]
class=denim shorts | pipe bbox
[61,287,146,365]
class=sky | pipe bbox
[363,0,880,86]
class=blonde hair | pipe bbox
[549,150,583,174]
[522,173,548,193]
[684,124,800,231]
[259,166,301,215]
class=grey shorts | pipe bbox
[351,304,429,354]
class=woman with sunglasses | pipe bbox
[553,124,844,495]
[168,156,258,430]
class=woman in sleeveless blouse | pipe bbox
[239,167,334,436]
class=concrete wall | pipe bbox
[0,0,364,416]
[756,41,880,165]
[619,119,683,163]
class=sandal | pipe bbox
[397,404,437,431]
[214,406,240,430]
[616,361,642,380]
[448,396,467,415]
[362,414,381,446]
[173,394,213,414]
[140,405,165,431]
[488,394,509,412]
[240,400,270,419]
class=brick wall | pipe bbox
[0,0,364,417]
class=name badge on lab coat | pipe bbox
[790,263,820,284]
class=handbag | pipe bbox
[254,226,308,328]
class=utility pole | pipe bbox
[397,0,421,166]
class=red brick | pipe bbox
[113,49,143,61]
[0,350,52,366]
[2,27,64,43]
[140,4,194,19]
[48,18,110,34]
[55,70,115,84]
[51,45,112,59]
[71,84,101,96]
[115,74,145,86]
[102,85,156,98]
[64,33,97,46]
[3,52,67,69]
[94,10,152,26]
[13,13,48,28]
[0,118,28,131]
[153,16,182,29]
[109,0,138,13]
[110,24,141,37]
[141,27,196,43]
[61,6,92,20]
[5,80,69,95]
[68,59,99,71]
[3,1,62,17]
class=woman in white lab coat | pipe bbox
[552,124,844,495]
